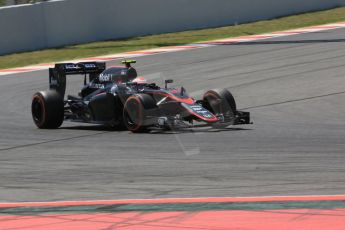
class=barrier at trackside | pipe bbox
[0,0,345,55]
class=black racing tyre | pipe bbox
[203,89,237,119]
[123,94,156,133]
[31,90,64,129]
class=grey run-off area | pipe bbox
[0,28,345,202]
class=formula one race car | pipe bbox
[31,60,251,132]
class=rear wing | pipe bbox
[49,62,106,97]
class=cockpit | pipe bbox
[80,62,138,98]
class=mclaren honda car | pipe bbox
[31,60,251,132]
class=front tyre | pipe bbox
[31,90,64,129]
[203,89,237,122]
[123,94,156,133]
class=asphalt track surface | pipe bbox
[1,28,345,203]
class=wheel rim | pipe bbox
[204,93,221,115]
[124,98,143,131]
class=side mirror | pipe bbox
[180,86,186,96]
[165,79,173,89]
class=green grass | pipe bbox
[1,6,345,69]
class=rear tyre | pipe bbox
[203,89,236,121]
[31,90,64,129]
[123,94,156,133]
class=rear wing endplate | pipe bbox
[49,62,106,97]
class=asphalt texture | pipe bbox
[1,28,345,202]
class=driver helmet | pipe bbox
[132,76,147,84]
